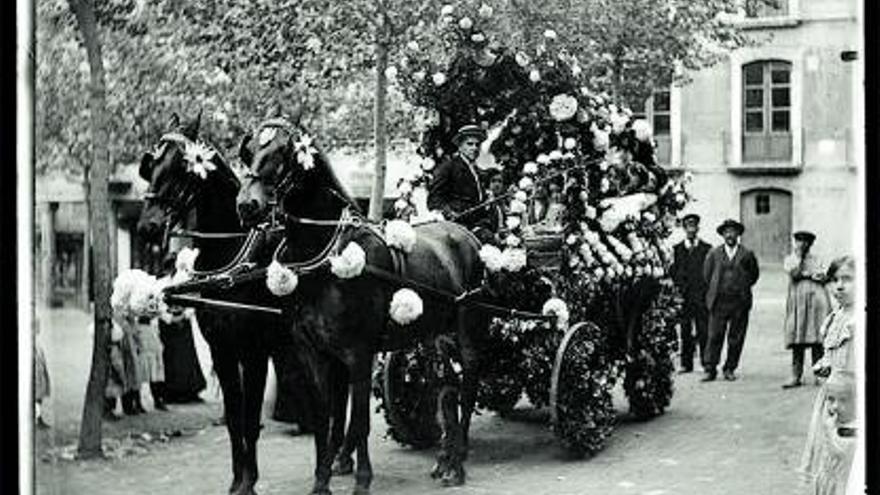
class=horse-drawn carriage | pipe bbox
[115,8,689,495]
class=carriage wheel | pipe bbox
[380,347,441,449]
[550,321,617,458]
[623,306,678,420]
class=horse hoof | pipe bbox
[228,478,242,494]
[352,486,371,495]
[332,456,354,476]
[310,484,332,495]
[440,468,465,487]
[429,462,444,479]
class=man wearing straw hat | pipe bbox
[428,124,493,239]
[701,218,760,382]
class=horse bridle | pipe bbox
[143,132,241,247]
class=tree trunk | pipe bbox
[69,0,113,459]
[368,36,389,221]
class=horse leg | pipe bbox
[211,345,246,494]
[310,358,334,495]
[236,351,269,495]
[329,361,354,476]
[435,382,465,487]
[457,309,483,463]
[349,378,373,495]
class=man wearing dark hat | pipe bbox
[428,124,493,238]
[671,214,712,373]
[781,230,830,388]
[701,219,760,382]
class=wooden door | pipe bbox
[740,189,792,264]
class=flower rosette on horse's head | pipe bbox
[111,269,167,320]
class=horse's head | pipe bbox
[137,111,240,245]
[236,104,322,227]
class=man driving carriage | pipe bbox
[427,124,496,242]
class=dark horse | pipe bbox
[236,109,489,494]
[137,112,321,495]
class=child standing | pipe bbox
[799,256,858,494]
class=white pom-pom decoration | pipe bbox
[266,260,299,296]
[542,297,570,330]
[479,244,504,272]
[330,242,367,279]
[175,247,200,274]
[501,248,527,272]
[389,288,424,325]
[385,220,418,254]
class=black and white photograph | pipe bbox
[18,0,868,494]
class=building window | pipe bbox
[744,0,788,18]
[755,193,771,215]
[631,89,672,165]
[743,60,792,162]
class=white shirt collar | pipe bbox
[724,243,739,259]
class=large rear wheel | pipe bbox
[550,321,617,458]
[378,347,442,449]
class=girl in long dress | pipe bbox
[782,231,831,389]
[798,256,857,494]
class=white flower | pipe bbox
[329,242,367,279]
[652,266,665,278]
[413,70,426,82]
[394,198,409,211]
[478,4,493,17]
[471,33,486,43]
[175,247,200,276]
[397,180,413,196]
[632,119,653,142]
[441,4,454,16]
[184,142,217,179]
[501,248,527,272]
[536,154,551,165]
[129,279,163,318]
[504,234,522,247]
[432,72,447,86]
[675,192,686,204]
[566,234,578,245]
[406,41,420,51]
[564,137,577,150]
[385,220,418,253]
[542,297,569,330]
[600,177,610,193]
[514,190,528,202]
[266,260,299,296]
[458,16,473,30]
[592,127,610,150]
[505,216,522,230]
[212,110,229,124]
[529,69,541,82]
[643,211,657,223]
[479,244,505,272]
[549,94,578,121]
[549,150,564,161]
[509,199,528,214]
[420,156,436,171]
[610,111,629,134]
[522,161,539,175]
[518,177,534,190]
[515,52,530,67]
[571,64,582,77]
[385,66,398,79]
[306,36,322,51]
[389,288,424,325]
[543,29,557,39]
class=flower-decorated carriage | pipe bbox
[373,4,689,457]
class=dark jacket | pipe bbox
[671,238,711,303]
[703,244,760,311]
[428,154,486,228]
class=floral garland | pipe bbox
[381,4,689,455]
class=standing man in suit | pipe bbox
[428,124,493,241]
[671,214,712,373]
[701,219,760,382]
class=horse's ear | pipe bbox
[167,112,180,130]
[182,110,202,139]
[238,132,254,166]
[139,152,154,181]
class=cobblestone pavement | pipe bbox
[35,267,820,495]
